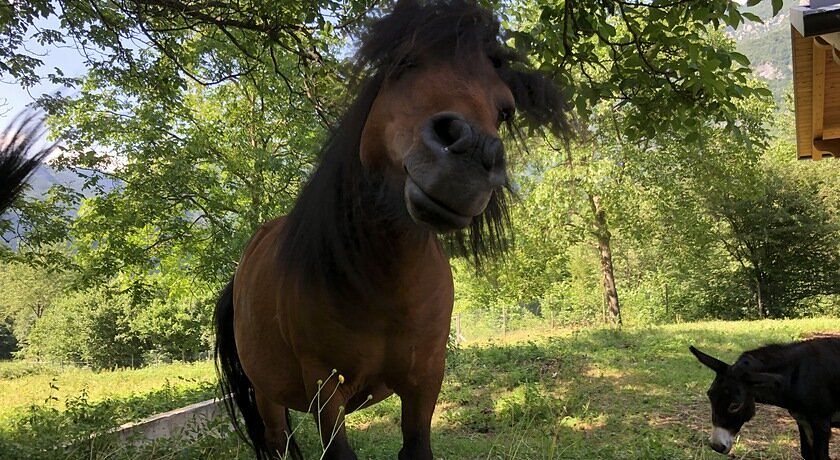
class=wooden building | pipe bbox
[791,0,840,160]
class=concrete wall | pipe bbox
[109,397,230,445]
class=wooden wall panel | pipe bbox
[793,26,840,160]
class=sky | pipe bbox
[0,16,88,128]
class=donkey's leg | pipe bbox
[255,391,299,460]
[797,421,814,460]
[304,372,357,460]
[808,418,832,460]
[395,371,443,460]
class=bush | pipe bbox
[26,289,146,369]
[792,294,840,318]
[131,297,210,362]
[0,320,18,359]
[0,360,63,379]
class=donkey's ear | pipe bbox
[744,372,785,391]
[689,346,729,373]
[731,355,762,377]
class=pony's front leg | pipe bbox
[255,391,300,460]
[306,372,357,460]
[396,374,443,460]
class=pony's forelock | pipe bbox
[278,0,569,296]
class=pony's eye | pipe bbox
[396,57,417,70]
[498,107,514,126]
[391,58,417,79]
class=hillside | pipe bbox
[733,0,800,103]
[1,166,117,248]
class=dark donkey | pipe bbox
[0,114,51,214]
[690,339,840,459]
[214,1,567,459]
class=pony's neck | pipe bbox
[351,171,438,265]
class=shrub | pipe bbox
[0,320,17,359]
[131,297,210,362]
[26,289,146,368]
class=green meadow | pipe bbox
[1,318,838,459]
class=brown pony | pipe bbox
[214,1,567,459]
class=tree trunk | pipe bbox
[755,274,765,318]
[589,194,622,326]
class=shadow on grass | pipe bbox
[422,323,839,459]
[277,323,836,459]
[4,321,837,459]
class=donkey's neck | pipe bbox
[754,388,785,407]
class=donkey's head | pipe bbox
[690,346,785,454]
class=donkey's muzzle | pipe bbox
[709,426,734,455]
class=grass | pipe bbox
[1,318,838,459]
[0,360,215,422]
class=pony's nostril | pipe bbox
[429,115,472,153]
[481,137,503,172]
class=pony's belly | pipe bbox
[241,347,309,410]
[347,383,394,413]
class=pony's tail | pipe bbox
[0,112,53,214]
[214,277,302,460]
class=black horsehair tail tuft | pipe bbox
[0,112,54,214]
[214,277,302,460]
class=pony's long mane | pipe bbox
[277,0,568,300]
[0,113,52,214]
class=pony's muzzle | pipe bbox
[421,112,506,186]
[423,112,474,155]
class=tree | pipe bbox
[0,261,73,344]
[1,0,377,123]
[712,163,840,318]
[26,287,145,368]
[44,60,326,287]
[1,0,809,346]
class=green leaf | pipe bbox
[741,12,763,23]
[731,52,751,67]
[772,0,784,17]
[754,87,773,98]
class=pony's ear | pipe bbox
[689,346,729,374]
[744,372,785,391]
[392,0,419,13]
